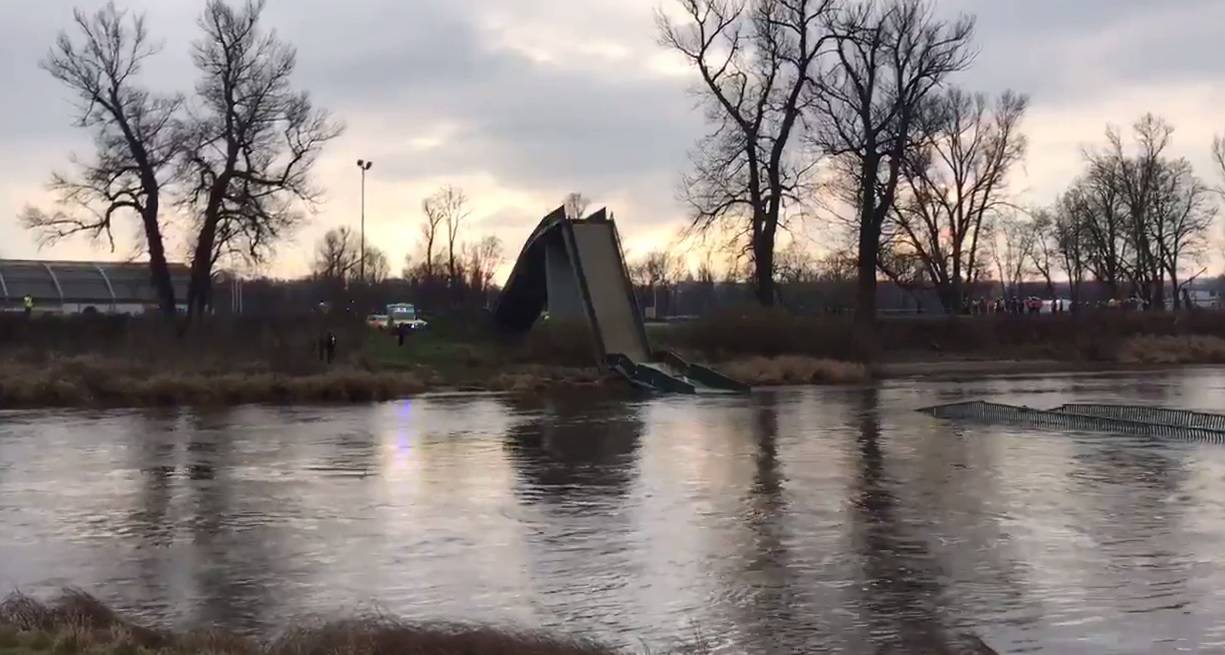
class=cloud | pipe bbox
[1,0,1222,279]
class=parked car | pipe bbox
[387,303,429,331]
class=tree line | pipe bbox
[23,0,339,321]
[310,184,505,303]
[661,0,1225,326]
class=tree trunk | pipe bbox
[140,197,177,318]
[1151,271,1165,311]
[753,233,776,307]
[187,216,219,320]
[854,219,879,328]
[939,280,960,315]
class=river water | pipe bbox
[3,369,1225,653]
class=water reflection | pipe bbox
[848,387,957,653]
[731,395,801,654]
[504,397,643,503]
[3,369,1225,653]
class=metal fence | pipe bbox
[1055,403,1225,432]
[920,401,1225,444]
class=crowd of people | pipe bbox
[962,296,1060,316]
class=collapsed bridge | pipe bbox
[492,207,746,394]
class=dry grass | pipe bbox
[0,590,1005,655]
[721,356,870,386]
[486,365,606,393]
[1114,335,1225,365]
[656,308,1225,365]
[0,590,620,655]
[0,355,426,409]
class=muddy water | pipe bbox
[2,369,1225,653]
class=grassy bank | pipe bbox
[0,313,610,409]
[3,309,1225,408]
[0,590,1002,655]
[651,309,1225,364]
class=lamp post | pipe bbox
[356,159,373,283]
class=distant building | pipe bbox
[0,259,189,314]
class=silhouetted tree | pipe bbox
[464,235,503,293]
[563,192,590,220]
[1152,158,1216,307]
[1052,196,1088,309]
[25,3,181,317]
[813,0,975,328]
[1072,115,1216,309]
[888,88,1027,313]
[658,0,836,307]
[180,0,342,318]
[363,246,390,285]
[1029,209,1058,298]
[312,226,358,281]
[419,196,444,283]
[422,185,468,287]
[990,212,1035,296]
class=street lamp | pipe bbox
[356,159,373,283]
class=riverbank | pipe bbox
[0,590,628,655]
[2,312,1224,408]
[0,590,1002,655]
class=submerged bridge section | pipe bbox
[922,401,1225,443]
[493,207,746,394]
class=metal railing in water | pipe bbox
[1055,403,1225,432]
[920,401,1225,443]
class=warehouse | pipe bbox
[0,259,190,314]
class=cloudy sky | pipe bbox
[1,0,1223,279]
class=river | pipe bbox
[3,368,1225,653]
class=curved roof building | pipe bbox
[0,259,189,314]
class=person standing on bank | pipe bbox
[325,332,337,364]
[23,295,33,317]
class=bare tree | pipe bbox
[1152,158,1216,307]
[464,235,504,293]
[1065,165,1128,300]
[813,0,975,327]
[658,0,836,306]
[1029,209,1058,298]
[631,250,686,289]
[180,0,342,318]
[563,192,590,220]
[1099,115,1173,308]
[1052,197,1088,309]
[419,196,444,282]
[887,88,1027,313]
[364,246,390,285]
[312,226,358,281]
[421,185,469,287]
[990,212,1035,296]
[1072,115,1214,309]
[400,253,415,281]
[25,3,182,316]
[775,239,821,284]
